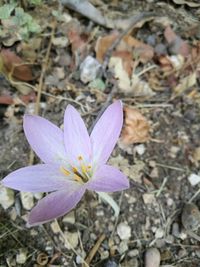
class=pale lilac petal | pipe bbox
[64,105,92,164]
[90,101,123,165]
[87,164,129,192]
[28,185,86,226]
[24,115,67,164]
[2,164,75,192]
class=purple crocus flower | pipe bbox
[2,100,129,226]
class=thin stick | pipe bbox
[54,219,90,267]
[28,21,56,165]
[83,234,106,267]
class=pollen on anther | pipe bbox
[78,155,83,161]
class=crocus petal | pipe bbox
[28,185,86,226]
[90,101,123,165]
[24,115,67,164]
[87,164,129,192]
[64,105,92,164]
[2,164,75,193]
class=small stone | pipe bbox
[9,207,17,221]
[117,222,131,240]
[76,251,86,264]
[52,36,68,47]
[142,193,156,204]
[63,211,75,224]
[0,186,14,209]
[188,173,200,186]
[16,249,27,264]
[181,203,200,231]
[165,235,174,244]
[144,248,160,267]
[128,249,139,257]
[63,231,79,249]
[34,192,43,200]
[103,259,118,267]
[80,55,102,84]
[155,43,167,55]
[20,192,34,210]
[155,228,164,239]
[178,248,187,258]
[50,221,60,234]
[134,144,146,155]
[118,240,128,254]
[172,222,180,238]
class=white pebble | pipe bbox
[80,56,101,83]
[117,222,131,240]
[135,144,146,155]
[0,186,14,209]
[145,248,160,267]
[20,192,34,210]
[155,228,164,239]
[188,173,200,186]
[16,249,27,264]
[63,231,79,249]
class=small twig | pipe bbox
[28,21,56,166]
[83,234,106,267]
[156,176,168,197]
[54,219,90,267]
[189,187,200,203]
[156,163,186,172]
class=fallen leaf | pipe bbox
[113,50,133,76]
[0,49,33,81]
[164,26,190,57]
[95,32,119,63]
[109,56,131,92]
[123,35,154,63]
[109,57,155,96]
[121,107,150,144]
[95,32,154,65]
[131,74,155,97]
[173,72,196,95]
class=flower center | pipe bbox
[60,155,92,184]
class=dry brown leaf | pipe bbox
[0,49,33,81]
[112,50,133,76]
[95,32,154,65]
[173,72,196,95]
[123,35,154,63]
[164,26,190,57]
[95,32,119,63]
[121,107,150,144]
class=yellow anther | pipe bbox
[72,167,78,173]
[87,165,91,169]
[60,166,70,176]
[74,174,83,183]
[78,155,83,161]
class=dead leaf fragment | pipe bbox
[174,72,196,95]
[164,26,190,57]
[121,107,150,144]
[0,49,33,81]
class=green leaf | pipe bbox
[0,4,16,20]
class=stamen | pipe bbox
[60,166,70,176]
[78,155,83,161]
[74,174,83,183]
[81,164,87,174]
[72,167,78,173]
